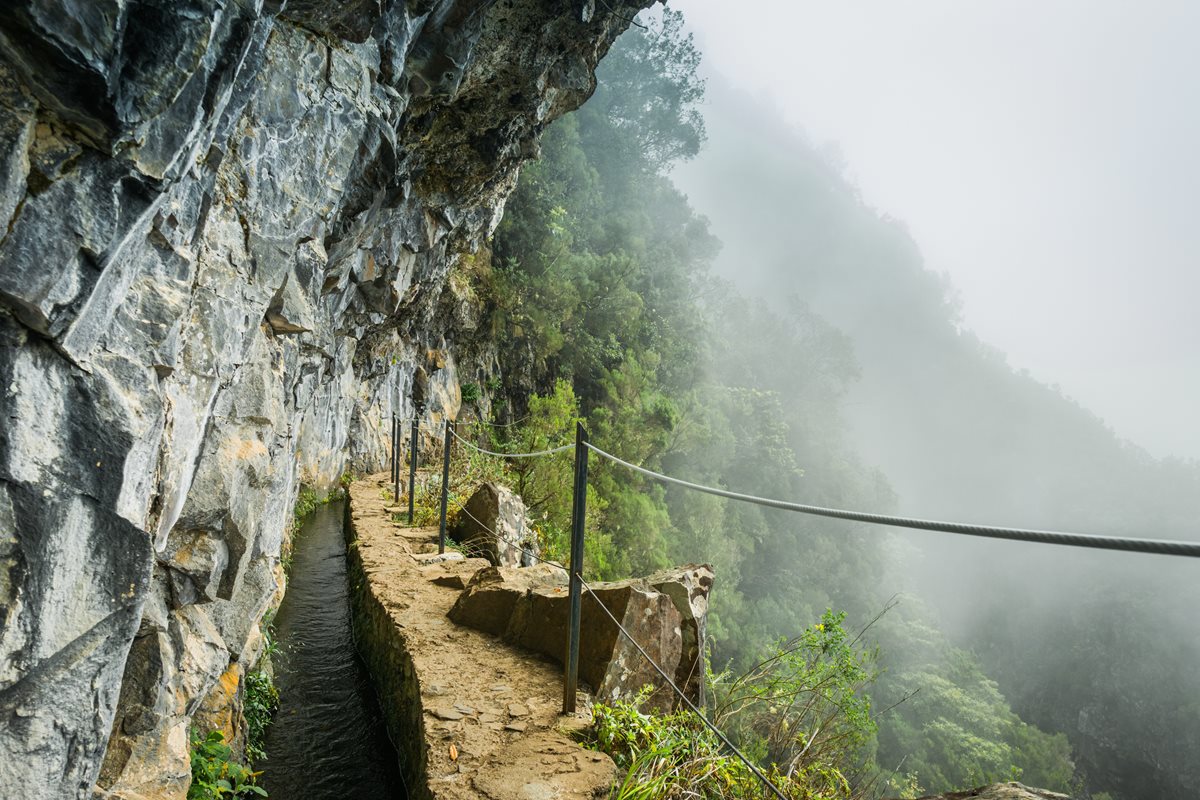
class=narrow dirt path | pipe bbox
[348,474,616,800]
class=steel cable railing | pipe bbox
[449,425,574,459]
[584,442,1200,559]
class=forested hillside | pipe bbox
[455,11,1140,798]
[674,76,1200,800]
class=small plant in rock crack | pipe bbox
[243,619,280,763]
[188,729,267,799]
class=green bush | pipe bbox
[585,689,849,800]
[188,730,266,799]
[243,670,278,763]
[581,611,879,800]
[292,486,320,523]
[711,609,877,780]
[461,382,481,403]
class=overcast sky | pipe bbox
[674,0,1200,460]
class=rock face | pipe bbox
[905,784,1071,800]
[448,563,714,712]
[0,1,653,797]
[447,482,539,567]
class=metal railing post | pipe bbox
[392,414,401,504]
[408,416,419,524]
[437,418,454,553]
[563,421,589,713]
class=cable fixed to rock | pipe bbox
[585,442,1200,559]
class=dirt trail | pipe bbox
[348,474,617,800]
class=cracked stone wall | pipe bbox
[0,1,651,797]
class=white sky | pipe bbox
[674,0,1200,460]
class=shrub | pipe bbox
[242,670,278,763]
[188,730,266,799]
[585,688,847,800]
[292,486,320,523]
[711,609,878,782]
[583,611,881,800]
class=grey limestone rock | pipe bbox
[0,0,655,796]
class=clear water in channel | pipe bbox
[258,501,407,799]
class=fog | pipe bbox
[674,0,1200,461]
[663,4,1200,799]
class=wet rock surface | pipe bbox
[0,1,653,796]
[449,561,714,712]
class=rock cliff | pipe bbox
[0,1,652,797]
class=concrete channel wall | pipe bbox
[344,500,431,799]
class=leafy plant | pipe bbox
[461,382,481,403]
[582,609,882,800]
[585,687,850,800]
[711,609,878,784]
[292,486,320,523]
[243,670,278,763]
[188,730,267,799]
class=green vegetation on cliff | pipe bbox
[473,9,1079,798]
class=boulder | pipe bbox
[448,563,714,712]
[447,482,540,568]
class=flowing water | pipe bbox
[259,501,407,799]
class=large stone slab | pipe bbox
[447,482,539,567]
[448,563,714,712]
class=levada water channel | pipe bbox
[258,501,407,799]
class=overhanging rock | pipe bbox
[448,562,714,712]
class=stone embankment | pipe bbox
[346,474,617,800]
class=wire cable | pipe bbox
[585,442,1200,559]
[450,426,574,459]
[459,414,532,428]
[449,500,542,564]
